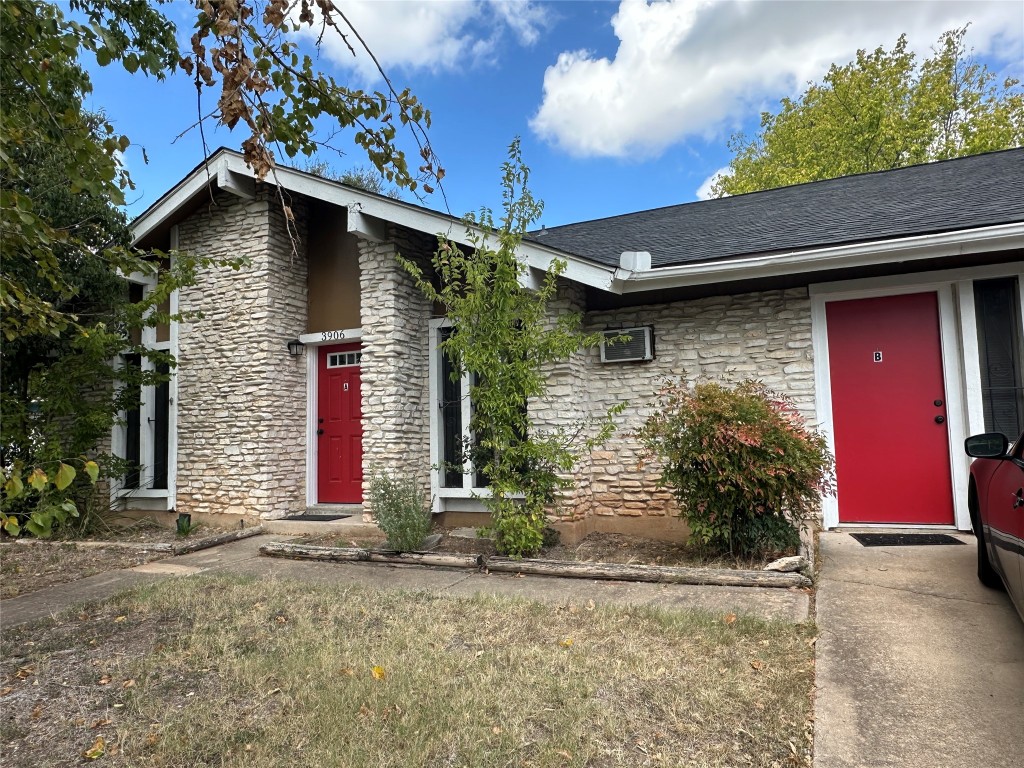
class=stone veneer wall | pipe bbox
[174,188,309,521]
[566,287,816,524]
[357,225,435,516]
[529,279,594,521]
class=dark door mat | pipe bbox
[284,514,351,522]
[850,533,965,547]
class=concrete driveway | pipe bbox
[815,531,1024,768]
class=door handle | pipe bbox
[1014,489,1023,509]
[317,429,324,436]
[934,415,945,424]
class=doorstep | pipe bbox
[263,512,380,537]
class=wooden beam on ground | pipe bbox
[260,542,483,569]
[484,557,812,588]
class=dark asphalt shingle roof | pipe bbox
[527,149,1024,269]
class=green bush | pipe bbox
[368,473,433,552]
[490,496,546,558]
[637,380,834,558]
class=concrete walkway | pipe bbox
[0,534,809,629]
[814,531,1024,768]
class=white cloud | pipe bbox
[306,0,550,82]
[530,0,1024,159]
[696,166,729,200]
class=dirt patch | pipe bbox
[0,542,166,601]
[301,528,785,570]
[0,521,237,601]
[0,576,815,767]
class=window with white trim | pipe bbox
[327,351,362,368]
[430,321,488,494]
[113,275,176,500]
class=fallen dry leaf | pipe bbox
[92,718,112,729]
[0,687,14,696]
[556,749,573,760]
[97,675,112,686]
[16,665,36,679]
[559,638,574,648]
[724,613,737,625]
[339,667,355,677]
[114,615,127,623]
[750,660,765,671]
[371,666,386,680]
[122,679,136,689]
[492,726,502,735]
[145,732,161,747]
[83,736,105,760]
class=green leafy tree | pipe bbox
[400,140,623,557]
[713,26,1024,196]
[0,0,440,536]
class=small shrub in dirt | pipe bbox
[368,473,432,552]
[638,379,834,558]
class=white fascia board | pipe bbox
[132,150,618,291]
[619,222,1024,293]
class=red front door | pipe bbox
[826,292,954,525]
[317,343,363,503]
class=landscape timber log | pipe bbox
[172,525,265,556]
[260,542,483,569]
[485,557,812,588]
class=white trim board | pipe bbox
[299,328,363,346]
[132,150,618,292]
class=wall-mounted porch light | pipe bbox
[287,338,305,357]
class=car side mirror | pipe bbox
[965,433,1009,459]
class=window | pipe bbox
[327,351,361,367]
[430,322,490,494]
[974,277,1024,438]
[113,273,176,503]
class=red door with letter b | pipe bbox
[826,292,955,525]
[317,343,363,503]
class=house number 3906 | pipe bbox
[320,330,346,341]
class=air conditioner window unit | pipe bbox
[600,326,654,363]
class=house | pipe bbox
[123,147,1024,540]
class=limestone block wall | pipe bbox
[529,279,593,521]
[357,226,435,514]
[573,287,817,523]
[174,188,309,520]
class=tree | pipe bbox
[0,0,440,535]
[713,26,1024,197]
[400,140,622,557]
[301,160,402,199]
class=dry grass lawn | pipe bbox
[1,576,815,767]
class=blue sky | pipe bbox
[82,0,1024,228]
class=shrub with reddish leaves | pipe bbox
[638,380,834,558]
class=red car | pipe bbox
[967,432,1024,622]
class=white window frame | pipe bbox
[810,261,1024,531]
[110,230,179,510]
[428,318,493,514]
